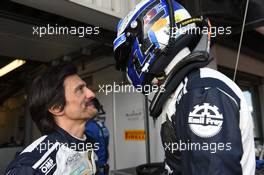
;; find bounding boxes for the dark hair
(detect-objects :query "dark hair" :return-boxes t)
[28,63,77,135]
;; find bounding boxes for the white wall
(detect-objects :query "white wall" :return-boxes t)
[114,91,147,169]
[97,90,149,170]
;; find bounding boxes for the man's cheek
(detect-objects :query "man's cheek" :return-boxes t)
[82,102,88,111]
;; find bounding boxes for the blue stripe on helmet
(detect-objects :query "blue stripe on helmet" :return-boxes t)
[113,33,126,51]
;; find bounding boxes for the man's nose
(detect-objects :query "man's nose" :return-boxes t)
[85,87,95,99]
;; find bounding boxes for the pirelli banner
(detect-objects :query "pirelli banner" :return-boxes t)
[124,130,145,141]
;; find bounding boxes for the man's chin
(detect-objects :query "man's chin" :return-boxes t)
[86,108,98,119]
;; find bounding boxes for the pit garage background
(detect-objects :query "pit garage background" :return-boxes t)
[0,0,263,174]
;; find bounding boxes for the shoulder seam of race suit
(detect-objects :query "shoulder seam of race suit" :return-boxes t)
[183,68,241,108]
[21,135,48,154]
[216,87,238,107]
[199,67,244,100]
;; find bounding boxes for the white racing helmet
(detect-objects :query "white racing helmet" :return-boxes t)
[113,0,212,117]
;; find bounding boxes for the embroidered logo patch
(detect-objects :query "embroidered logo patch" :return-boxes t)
[39,157,55,174]
[188,103,223,138]
[66,153,81,166]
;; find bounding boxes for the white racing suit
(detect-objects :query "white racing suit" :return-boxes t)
[5,126,97,175]
[160,67,255,175]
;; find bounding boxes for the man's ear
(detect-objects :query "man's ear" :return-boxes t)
[48,104,64,116]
